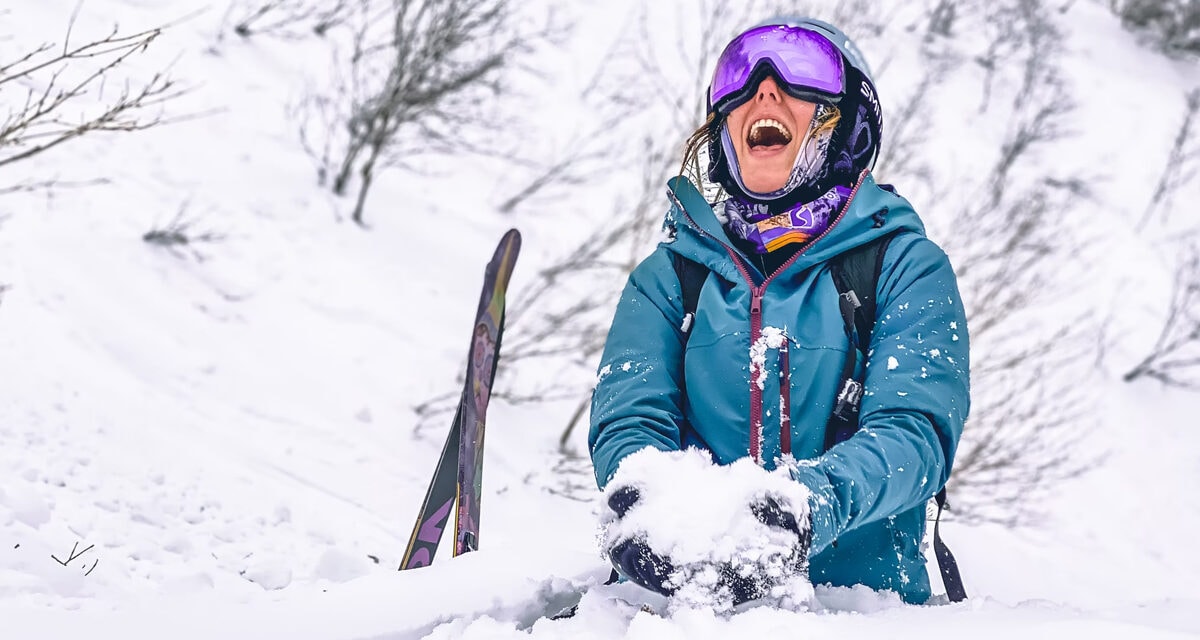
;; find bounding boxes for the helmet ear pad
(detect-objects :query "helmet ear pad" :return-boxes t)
[824,64,881,185]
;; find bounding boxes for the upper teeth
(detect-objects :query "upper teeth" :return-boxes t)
[751,118,791,139]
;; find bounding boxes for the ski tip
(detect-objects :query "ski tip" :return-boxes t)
[503,228,522,253]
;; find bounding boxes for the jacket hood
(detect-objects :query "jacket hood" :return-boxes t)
[664,172,925,281]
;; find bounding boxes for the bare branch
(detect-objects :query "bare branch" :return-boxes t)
[225,0,354,40]
[1124,244,1200,388]
[0,176,109,195]
[0,17,186,169]
[1141,88,1200,226]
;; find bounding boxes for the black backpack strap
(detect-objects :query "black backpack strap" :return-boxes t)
[672,253,707,431]
[824,230,967,603]
[824,232,895,450]
[933,488,967,602]
[672,253,709,337]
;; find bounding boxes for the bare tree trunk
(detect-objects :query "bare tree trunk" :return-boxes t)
[351,139,383,226]
[333,136,366,196]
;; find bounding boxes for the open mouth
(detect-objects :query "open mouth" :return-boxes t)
[747,118,793,149]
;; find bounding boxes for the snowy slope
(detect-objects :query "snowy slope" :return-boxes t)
[1,0,1199,638]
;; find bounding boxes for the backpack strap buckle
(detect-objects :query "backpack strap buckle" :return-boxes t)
[832,378,863,420]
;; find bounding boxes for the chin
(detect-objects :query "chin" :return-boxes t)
[742,174,792,194]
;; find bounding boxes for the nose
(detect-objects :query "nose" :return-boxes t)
[755,76,782,103]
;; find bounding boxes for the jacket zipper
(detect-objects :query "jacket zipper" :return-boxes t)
[670,170,870,465]
[748,285,764,462]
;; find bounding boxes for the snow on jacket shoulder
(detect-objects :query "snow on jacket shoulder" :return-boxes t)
[588,172,970,604]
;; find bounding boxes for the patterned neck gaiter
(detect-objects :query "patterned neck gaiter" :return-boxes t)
[715,184,851,254]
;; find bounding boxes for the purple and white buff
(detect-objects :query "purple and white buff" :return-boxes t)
[717,184,851,254]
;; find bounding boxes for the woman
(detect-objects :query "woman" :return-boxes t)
[588,17,971,606]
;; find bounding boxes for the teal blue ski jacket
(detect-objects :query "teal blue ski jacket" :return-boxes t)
[589,172,970,604]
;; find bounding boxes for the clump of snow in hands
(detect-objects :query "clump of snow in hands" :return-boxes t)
[599,447,814,613]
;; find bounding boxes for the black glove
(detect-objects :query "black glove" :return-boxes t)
[607,485,640,519]
[608,537,678,597]
[604,486,678,597]
[721,496,813,605]
[752,495,811,549]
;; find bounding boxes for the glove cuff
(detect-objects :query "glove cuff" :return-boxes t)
[788,462,842,555]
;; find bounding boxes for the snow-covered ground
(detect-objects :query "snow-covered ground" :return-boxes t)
[1,0,1199,638]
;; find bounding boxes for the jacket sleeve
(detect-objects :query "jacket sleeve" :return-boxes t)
[790,233,971,554]
[589,250,688,488]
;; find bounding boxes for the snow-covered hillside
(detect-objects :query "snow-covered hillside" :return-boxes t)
[1,0,1198,638]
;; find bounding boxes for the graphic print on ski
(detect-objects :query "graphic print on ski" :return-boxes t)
[398,229,521,569]
[455,229,520,555]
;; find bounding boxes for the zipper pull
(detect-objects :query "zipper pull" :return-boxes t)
[750,288,763,316]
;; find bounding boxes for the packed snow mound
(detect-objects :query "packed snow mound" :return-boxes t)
[599,447,814,612]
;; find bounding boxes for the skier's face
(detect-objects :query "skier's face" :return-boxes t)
[725,75,817,194]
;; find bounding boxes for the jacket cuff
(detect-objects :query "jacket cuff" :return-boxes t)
[789,463,842,555]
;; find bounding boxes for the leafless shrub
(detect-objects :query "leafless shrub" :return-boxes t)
[1110,0,1200,55]
[143,201,225,259]
[299,0,544,225]
[1141,88,1199,225]
[229,0,353,39]
[1124,245,1200,387]
[933,0,1099,525]
[1120,88,1200,388]
[0,11,185,186]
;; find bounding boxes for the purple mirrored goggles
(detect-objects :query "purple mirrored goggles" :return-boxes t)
[709,24,845,115]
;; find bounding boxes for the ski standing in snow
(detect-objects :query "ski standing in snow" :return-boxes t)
[589,16,971,611]
[400,229,521,569]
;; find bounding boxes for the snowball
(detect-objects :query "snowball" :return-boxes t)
[887,356,899,371]
[599,448,815,612]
